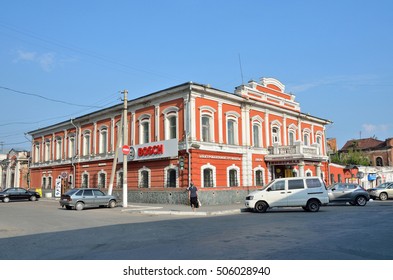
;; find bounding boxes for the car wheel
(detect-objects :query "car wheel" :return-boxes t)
[306,200,320,212]
[356,196,367,206]
[254,201,268,213]
[30,196,37,201]
[108,200,116,208]
[75,202,84,211]
[302,206,310,212]
[3,197,10,203]
[379,193,388,201]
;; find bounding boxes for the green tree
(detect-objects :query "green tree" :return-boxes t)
[330,148,370,166]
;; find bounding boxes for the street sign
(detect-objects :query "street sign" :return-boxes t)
[122,145,130,155]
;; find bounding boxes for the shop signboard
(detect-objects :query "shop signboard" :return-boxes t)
[118,139,178,162]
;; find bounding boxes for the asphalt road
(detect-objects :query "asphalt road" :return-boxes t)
[1,198,392,260]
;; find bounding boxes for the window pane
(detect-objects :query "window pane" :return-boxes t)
[203,168,213,188]
[202,116,210,142]
[227,120,235,145]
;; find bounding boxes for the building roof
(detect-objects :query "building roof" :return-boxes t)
[340,137,385,152]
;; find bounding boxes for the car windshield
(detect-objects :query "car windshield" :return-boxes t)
[260,180,276,190]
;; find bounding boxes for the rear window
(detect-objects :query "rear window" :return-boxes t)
[306,178,322,188]
[288,179,305,190]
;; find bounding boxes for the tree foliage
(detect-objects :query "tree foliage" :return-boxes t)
[330,149,371,166]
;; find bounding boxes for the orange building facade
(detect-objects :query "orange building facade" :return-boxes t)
[28,78,331,204]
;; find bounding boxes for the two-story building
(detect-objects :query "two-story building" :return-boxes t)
[28,77,331,204]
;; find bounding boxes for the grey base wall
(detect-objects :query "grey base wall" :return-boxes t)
[112,188,257,206]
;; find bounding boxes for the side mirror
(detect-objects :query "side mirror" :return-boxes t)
[331,188,336,191]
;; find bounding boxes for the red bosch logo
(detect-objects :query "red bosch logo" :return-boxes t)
[138,144,164,157]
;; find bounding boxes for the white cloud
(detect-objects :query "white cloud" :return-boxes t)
[288,75,379,93]
[362,123,391,134]
[14,50,56,72]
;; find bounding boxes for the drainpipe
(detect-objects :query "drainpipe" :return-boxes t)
[185,82,193,188]
[70,119,78,189]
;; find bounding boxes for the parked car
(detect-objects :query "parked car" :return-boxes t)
[59,188,117,210]
[0,187,41,203]
[367,182,393,200]
[245,176,329,213]
[327,183,370,206]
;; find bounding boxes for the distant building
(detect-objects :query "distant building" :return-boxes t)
[340,137,393,167]
[28,78,331,204]
[328,137,393,188]
[0,149,30,189]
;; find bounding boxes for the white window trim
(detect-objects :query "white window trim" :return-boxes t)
[200,112,215,142]
[81,171,89,188]
[226,112,240,145]
[163,108,179,140]
[253,166,265,186]
[201,163,216,188]
[164,164,179,188]
[82,130,91,156]
[138,114,151,144]
[138,166,151,188]
[99,126,108,154]
[97,169,107,188]
[227,164,240,187]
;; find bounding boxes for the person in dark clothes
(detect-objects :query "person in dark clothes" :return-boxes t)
[187,182,199,211]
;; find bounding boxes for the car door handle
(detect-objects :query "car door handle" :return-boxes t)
[287,191,292,194]
[280,192,286,194]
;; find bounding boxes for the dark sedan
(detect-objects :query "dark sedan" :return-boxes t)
[0,187,41,203]
[328,183,370,206]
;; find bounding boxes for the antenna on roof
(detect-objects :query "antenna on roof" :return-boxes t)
[238,53,244,85]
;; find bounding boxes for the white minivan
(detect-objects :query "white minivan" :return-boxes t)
[245,177,329,213]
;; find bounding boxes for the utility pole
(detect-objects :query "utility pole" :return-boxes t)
[122,90,128,207]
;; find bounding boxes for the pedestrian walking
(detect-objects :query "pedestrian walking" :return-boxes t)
[187,182,199,212]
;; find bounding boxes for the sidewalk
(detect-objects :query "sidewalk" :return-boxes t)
[120,202,248,216]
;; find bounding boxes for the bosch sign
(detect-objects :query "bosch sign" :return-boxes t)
[138,144,164,157]
[118,139,178,162]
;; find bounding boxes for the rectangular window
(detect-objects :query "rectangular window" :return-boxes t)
[203,168,214,188]
[306,178,322,188]
[202,116,211,142]
[229,169,238,187]
[227,120,235,145]
[288,179,305,190]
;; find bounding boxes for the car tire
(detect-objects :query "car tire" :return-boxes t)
[108,200,116,208]
[302,206,310,212]
[3,197,10,203]
[75,202,84,211]
[254,201,268,213]
[306,199,320,212]
[379,193,388,201]
[30,196,37,201]
[356,196,367,206]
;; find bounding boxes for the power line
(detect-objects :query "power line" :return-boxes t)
[0,86,104,108]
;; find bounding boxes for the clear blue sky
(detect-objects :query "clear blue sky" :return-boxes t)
[1,0,393,152]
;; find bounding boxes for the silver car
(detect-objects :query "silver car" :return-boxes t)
[367,182,393,201]
[328,183,370,206]
[60,188,117,210]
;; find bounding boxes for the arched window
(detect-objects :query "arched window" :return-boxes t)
[167,169,177,188]
[288,130,295,145]
[163,107,179,140]
[82,172,89,188]
[55,137,62,160]
[42,176,47,189]
[117,170,123,188]
[226,112,239,145]
[271,126,280,144]
[303,131,310,146]
[139,167,150,188]
[83,131,91,156]
[139,115,151,144]
[99,127,108,154]
[68,135,75,158]
[227,165,240,187]
[254,168,265,186]
[98,171,106,188]
[201,115,213,142]
[44,140,50,161]
[202,164,216,188]
[34,142,40,163]
[376,157,383,166]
